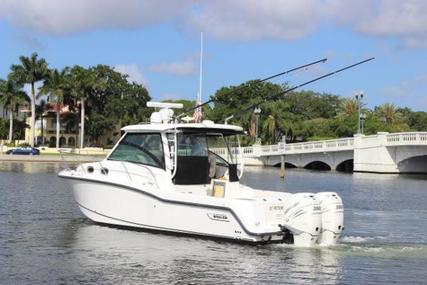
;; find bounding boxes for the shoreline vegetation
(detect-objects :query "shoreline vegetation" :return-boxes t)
[1,52,427,150]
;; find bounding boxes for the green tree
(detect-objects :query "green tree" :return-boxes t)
[375,103,398,124]
[9,52,48,147]
[303,118,335,141]
[40,68,68,148]
[0,79,28,142]
[406,111,427,131]
[35,99,48,145]
[208,80,282,127]
[86,113,114,146]
[262,114,278,144]
[65,64,150,147]
[341,99,358,115]
[0,118,7,139]
[278,91,340,120]
[89,65,149,144]
[68,66,101,148]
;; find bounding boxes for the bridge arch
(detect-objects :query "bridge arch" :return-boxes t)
[397,155,427,173]
[304,161,331,171]
[273,162,297,168]
[336,159,354,173]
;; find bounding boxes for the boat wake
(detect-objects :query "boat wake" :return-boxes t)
[339,235,387,243]
[272,234,427,260]
[329,235,427,259]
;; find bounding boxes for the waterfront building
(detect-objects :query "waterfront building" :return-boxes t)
[23,103,121,148]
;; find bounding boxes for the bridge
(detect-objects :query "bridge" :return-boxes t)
[218,132,427,173]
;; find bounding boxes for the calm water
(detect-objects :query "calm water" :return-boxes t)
[1,162,427,284]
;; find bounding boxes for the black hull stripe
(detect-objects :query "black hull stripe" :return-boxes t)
[59,174,283,238]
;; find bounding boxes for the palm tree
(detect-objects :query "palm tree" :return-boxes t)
[263,114,278,144]
[341,99,358,115]
[40,68,67,149]
[69,66,102,148]
[248,113,256,142]
[35,99,48,145]
[377,103,397,124]
[0,79,28,143]
[9,52,48,147]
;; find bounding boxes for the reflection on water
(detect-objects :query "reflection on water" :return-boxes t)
[0,161,64,174]
[1,162,427,284]
[61,222,343,284]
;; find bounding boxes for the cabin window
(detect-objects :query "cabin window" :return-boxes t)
[108,133,165,169]
[173,133,209,185]
[177,134,208,157]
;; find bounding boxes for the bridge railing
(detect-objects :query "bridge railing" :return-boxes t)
[233,137,355,157]
[212,132,427,160]
[386,132,427,146]
[282,138,354,155]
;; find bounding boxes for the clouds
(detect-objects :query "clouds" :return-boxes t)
[149,59,195,76]
[325,0,427,48]
[189,0,427,46]
[189,0,320,41]
[1,0,427,48]
[377,72,427,110]
[0,0,192,36]
[114,64,147,85]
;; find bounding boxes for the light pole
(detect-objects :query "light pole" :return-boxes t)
[360,113,366,134]
[254,107,261,143]
[355,91,364,134]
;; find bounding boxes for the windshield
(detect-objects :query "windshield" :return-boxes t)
[207,134,239,164]
[108,133,165,169]
[175,133,236,163]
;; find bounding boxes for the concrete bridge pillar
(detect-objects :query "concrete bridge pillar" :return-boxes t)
[354,132,399,173]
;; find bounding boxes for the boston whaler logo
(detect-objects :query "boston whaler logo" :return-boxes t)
[207,213,230,222]
[269,205,284,211]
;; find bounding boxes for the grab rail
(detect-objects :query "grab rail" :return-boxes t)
[58,149,159,190]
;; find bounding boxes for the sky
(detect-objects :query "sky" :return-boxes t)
[1,0,427,111]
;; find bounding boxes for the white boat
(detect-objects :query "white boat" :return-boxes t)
[58,102,344,246]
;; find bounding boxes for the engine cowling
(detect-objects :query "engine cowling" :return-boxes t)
[315,192,344,246]
[280,193,322,247]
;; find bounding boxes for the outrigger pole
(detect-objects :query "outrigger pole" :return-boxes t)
[176,57,328,119]
[226,57,375,122]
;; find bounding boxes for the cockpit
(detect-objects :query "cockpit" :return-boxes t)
[172,131,241,185]
[107,126,243,187]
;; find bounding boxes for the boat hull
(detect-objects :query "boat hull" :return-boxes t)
[65,177,283,243]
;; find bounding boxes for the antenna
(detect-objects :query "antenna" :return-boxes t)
[199,32,203,104]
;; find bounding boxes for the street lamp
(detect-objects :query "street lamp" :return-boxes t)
[355,91,364,134]
[360,113,366,134]
[254,107,261,143]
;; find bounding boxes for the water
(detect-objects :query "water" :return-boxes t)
[1,162,427,284]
